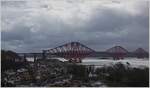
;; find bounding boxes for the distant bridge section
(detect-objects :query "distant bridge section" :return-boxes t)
[106,46,128,60]
[18,53,42,61]
[133,48,149,58]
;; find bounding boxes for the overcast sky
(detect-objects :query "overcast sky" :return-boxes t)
[1,0,149,53]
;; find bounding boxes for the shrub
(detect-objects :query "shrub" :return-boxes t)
[67,64,89,81]
[95,62,149,87]
[1,50,26,71]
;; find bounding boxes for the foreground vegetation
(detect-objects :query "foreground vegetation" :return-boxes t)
[1,50,149,87]
[67,62,149,87]
[1,50,27,71]
[95,62,149,87]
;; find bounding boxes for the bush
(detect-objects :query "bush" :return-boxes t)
[67,64,89,81]
[95,62,149,87]
[1,50,26,71]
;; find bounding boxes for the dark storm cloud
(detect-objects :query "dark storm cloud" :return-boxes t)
[1,0,149,52]
[81,5,149,51]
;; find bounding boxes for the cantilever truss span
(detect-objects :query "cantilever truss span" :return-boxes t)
[106,46,128,60]
[133,48,148,58]
[43,42,95,63]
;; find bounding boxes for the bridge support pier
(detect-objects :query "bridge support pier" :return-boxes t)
[69,58,82,63]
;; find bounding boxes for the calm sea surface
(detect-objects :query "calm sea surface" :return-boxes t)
[26,57,149,67]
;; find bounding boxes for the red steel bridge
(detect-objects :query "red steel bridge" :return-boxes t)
[18,42,148,63]
[106,46,128,60]
[43,42,95,63]
[133,48,148,58]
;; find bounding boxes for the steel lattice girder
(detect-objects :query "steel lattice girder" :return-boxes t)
[44,42,95,62]
[134,48,147,54]
[134,48,148,58]
[106,46,128,59]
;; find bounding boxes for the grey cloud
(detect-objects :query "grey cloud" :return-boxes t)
[1,0,149,52]
[1,1,27,8]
